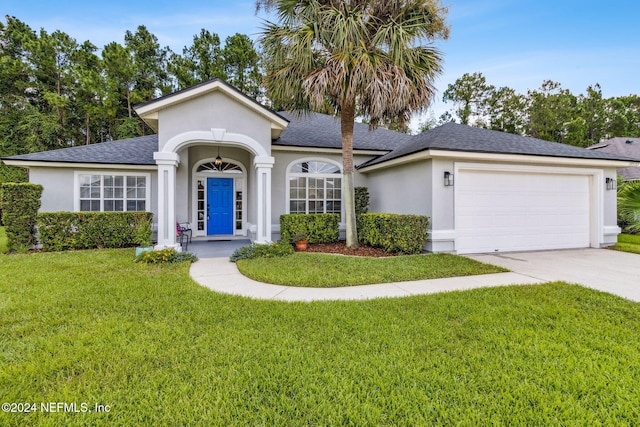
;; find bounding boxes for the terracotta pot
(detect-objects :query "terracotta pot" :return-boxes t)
[295,240,308,251]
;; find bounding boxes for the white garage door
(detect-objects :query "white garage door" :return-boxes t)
[456,169,591,254]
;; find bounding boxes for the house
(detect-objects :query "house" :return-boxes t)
[587,137,640,181]
[3,79,638,254]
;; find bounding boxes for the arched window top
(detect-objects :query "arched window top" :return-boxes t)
[290,160,340,174]
[197,161,243,174]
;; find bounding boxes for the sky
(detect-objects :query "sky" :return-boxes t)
[4,0,640,123]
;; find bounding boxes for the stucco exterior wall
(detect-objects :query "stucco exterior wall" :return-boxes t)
[365,160,432,216]
[29,168,75,212]
[157,91,272,155]
[28,167,158,225]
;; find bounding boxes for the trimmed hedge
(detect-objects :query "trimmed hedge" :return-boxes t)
[37,212,153,251]
[355,187,370,214]
[357,213,429,254]
[280,214,340,244]
[0,183,43,253]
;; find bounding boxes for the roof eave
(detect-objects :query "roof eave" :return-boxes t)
[1,159,157,170]
[358,149,639,173]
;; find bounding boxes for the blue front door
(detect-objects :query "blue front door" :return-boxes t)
[207,178,234,235]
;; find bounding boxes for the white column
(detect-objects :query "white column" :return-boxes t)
[254,156,275,244]
[154,152,181,250]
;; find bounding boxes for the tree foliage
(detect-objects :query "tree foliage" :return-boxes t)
[0,15,262,177]
[441,72,640,146]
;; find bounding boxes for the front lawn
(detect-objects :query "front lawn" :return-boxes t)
[1,249,639,426]
[609,233,640,254]
[236,252,507,287]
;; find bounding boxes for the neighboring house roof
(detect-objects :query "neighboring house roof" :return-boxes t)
[587,137,640,180]
[274,111,412,152]
[2,135,158,166]
[359,122,639,169]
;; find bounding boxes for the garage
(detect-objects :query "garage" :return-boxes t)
[455,166,592,254]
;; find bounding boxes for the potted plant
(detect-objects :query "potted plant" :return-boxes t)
[293,232,308,251]
[134,219,154,256]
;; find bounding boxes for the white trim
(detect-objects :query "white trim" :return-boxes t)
[358,149,638,173]
[191,157,248,237]
[428,229,456,241]
[163,130,269,158]
[2,160,157,170]
[453,162,604,252]
[285,157,344,217]
[272,145,388,156]
[73,171,151,213]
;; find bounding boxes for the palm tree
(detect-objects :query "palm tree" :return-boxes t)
[259,0,448,247]
[618,180,640,233]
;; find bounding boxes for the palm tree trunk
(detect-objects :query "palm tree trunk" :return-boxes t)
[341,100,358,248]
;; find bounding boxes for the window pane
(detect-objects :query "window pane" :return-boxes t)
[114,188,124,198]
[127,176,135,188]
[114,176,123,186]
[90,187,100,198]
[127,200,136,211]
[80,200,90,211]
[90,200,100,211]
[104,176,113,186]
[137,201,145,211]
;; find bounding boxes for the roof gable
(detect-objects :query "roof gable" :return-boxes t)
[134,79,289,139]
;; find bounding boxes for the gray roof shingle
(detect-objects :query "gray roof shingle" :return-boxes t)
[588,137,640,180]
[358,122,639,168]
[274,111,412,151]
[2,135,158,165]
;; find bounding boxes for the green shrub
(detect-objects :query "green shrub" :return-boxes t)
[37,212,153,251]
[355,187,370,214]
[280,214,340,244]
[0,183,43,253]
[230,242,294,262]
[134,248,198,264]
[357,213,429,254]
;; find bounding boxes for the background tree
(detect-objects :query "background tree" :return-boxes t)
[442,72,494,125]
[168,29,226,90]
[222,33,262,99]
[259,0,448,247]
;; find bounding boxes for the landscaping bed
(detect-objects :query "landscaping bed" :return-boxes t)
[305,241,397,257]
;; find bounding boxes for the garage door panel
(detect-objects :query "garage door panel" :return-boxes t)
[456,170,591,254]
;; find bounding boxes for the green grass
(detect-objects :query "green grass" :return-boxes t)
[609,233,640,254]
[0,227,6,253]
[236,252,508,287]
[1,249,640,426]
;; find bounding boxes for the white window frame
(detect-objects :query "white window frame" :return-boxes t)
[285,158,343,216]
[73,171,151,212]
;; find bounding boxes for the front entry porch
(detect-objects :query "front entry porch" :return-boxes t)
[153,128,275,250]
[186,238,251,258]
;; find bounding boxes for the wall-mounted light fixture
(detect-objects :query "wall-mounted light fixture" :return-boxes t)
[444,171,454,187]
[605,177,617,191]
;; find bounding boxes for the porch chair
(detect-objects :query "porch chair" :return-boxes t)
[176,222,192,250]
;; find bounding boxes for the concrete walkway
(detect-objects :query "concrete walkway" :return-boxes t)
[189,248,640,302]
[189,257,543,302]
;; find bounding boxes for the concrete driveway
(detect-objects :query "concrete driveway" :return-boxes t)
[467,248,640,302]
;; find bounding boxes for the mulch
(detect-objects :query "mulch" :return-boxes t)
[304,241,397,257]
